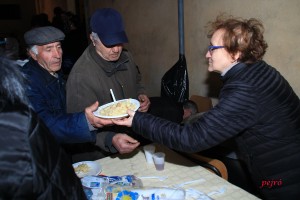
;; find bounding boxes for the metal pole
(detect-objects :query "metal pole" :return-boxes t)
[178,0,184,56]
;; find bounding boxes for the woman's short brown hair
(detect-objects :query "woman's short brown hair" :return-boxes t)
[207,15,268,63]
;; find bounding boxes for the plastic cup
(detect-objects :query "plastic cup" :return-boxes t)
[152,152,165,171]
[143,144,156,164]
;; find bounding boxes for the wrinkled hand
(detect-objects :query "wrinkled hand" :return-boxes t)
[112,110,135,127]
[112,133,140,154]
[138,94,150,112]
[85,101,113,128]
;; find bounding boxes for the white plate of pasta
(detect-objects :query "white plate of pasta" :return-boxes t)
[93,98,140,119]
[72,161,102,178]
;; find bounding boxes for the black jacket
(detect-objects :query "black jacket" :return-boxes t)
[132,61,300,199]
[0,102,86,199]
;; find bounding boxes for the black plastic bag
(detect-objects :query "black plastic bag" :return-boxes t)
[161,54,189,103]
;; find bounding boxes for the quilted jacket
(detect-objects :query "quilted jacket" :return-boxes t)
[132,61,300,199]
[0,102,86,199]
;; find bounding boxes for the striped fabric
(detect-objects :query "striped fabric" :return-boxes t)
[133,61,300,199]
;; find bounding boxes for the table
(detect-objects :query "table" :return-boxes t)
[95,144,260,200]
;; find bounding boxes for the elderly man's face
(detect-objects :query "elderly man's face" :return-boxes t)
[91,35,123,61]
[30,42,63,75]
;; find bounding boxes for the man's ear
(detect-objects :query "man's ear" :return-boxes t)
[89,34,95,46]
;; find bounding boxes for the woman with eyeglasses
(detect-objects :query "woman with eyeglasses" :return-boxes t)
[113,15,300,199]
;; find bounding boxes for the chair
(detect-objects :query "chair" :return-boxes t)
[189,95,213,113]
[183,95,228,179]
[183,152,228,180]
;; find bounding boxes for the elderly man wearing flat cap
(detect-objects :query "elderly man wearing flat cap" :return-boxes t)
[66,8,151,159]
[21,26,140,160]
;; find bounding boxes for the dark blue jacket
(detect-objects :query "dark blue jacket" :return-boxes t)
[21,58,95,143]
[132,61,300,199]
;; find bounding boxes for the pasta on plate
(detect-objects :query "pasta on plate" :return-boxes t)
[93,99,140,118]
[100,99,136,116]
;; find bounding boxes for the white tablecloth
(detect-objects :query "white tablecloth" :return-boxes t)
[95,144,260,200]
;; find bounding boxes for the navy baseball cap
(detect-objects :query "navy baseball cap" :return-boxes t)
[90,8,128,46]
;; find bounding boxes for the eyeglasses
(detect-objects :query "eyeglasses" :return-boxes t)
[208,45,225,54]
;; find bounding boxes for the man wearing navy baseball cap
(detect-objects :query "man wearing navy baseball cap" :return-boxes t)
[90,8,128,46]
[66,8,151,160]
[21,25,138,161]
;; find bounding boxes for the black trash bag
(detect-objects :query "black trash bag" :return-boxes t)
[161,54,189,103]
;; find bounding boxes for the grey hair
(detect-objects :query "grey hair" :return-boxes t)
[29,45,38,55]
[91,32,100,42]
[183,100,198,115]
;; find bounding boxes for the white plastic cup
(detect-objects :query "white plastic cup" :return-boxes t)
[152,152,165,171]
[143,145,156,164]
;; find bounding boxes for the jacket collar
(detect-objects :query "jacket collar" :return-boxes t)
[27,58,63,85]
[89,44,129,77]
[221,62,248,82]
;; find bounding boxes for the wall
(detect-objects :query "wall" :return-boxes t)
[0,0,72,57]
[0,0,36,57]
[1,0,299,99]
[85,0,300,99]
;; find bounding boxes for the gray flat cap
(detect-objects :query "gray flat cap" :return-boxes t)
[24,26,65,46]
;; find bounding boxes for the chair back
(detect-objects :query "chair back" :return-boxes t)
[190,95,213,113]
[185,153,228,180]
